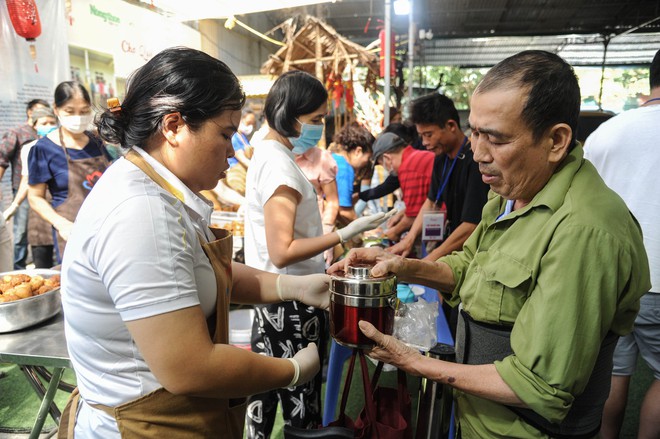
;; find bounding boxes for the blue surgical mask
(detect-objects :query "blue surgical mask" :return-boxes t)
[36,125,57,138]
[288,119,323,154]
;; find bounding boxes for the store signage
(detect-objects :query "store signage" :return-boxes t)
[69,0,200,78]
[89,4,119,25]
[121,40,153,62]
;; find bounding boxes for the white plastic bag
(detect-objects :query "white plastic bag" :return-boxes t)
[393,297,438,352]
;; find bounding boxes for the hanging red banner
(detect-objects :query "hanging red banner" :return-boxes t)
[379,29,396,78]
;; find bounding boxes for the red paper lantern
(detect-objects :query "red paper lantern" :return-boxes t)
[6,0,42,72]
[6,0,42,41]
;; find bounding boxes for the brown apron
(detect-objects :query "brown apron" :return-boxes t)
[58,150,246,438]
[28,191,54,246]
[53,137,110,261]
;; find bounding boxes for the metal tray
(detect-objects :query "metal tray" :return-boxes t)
[0,269,61,333]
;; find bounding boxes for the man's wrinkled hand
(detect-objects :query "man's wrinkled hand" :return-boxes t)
[358,320,421,372]
[386,235,414,257]
[327,247,404,278]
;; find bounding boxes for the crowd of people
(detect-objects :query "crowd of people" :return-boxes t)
[0,45,657,439]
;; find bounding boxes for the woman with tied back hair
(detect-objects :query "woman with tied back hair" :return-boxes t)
[27,81,112,263]
[59,47,329,439]
[331,123,375,224]
[244,71,395,435]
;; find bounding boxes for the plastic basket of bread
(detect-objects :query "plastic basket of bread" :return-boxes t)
[0,269,61,333]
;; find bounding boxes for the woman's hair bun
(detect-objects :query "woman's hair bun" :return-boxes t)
[95,47,244,150]
[96,104,128,146]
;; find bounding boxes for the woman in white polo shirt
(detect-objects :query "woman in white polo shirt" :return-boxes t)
[244,71,394,435]
[59,47,330,439]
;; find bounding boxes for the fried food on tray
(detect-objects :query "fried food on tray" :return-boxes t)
[0,273,60,303]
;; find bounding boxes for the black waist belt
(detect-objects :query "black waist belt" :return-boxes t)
[455,308,618,438]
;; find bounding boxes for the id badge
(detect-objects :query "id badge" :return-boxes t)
[422,211,445,241]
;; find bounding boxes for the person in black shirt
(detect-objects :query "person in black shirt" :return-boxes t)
[388,93,489,261]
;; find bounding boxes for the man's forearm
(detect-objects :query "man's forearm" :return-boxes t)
[359,174,400,201]
[413,357,525,407]
[397,257,456,293]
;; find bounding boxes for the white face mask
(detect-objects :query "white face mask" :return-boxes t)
[238,123,254,136]
[383,155,397,177]
[58,114,93,134]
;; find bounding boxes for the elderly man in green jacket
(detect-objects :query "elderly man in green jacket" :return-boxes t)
[329,50,650,438]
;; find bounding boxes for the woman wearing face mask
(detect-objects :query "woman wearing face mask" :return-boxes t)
[27,81,111,262]
[3,107,58,267]
[244,71,395,435]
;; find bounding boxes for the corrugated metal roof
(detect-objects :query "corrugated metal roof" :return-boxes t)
[263,0,660,66]
[315,0,660,41]
[419,32,660,66]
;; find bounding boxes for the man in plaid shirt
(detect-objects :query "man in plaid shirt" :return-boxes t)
[371,132,435,242]
[0,98,50,268]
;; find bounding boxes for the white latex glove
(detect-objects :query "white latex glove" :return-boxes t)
[2,203,18,222]
[277,273,330,310]
[336,209,399,243]
[285,342,320,388]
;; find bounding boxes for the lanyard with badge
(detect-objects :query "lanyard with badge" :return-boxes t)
[422,137,467,241]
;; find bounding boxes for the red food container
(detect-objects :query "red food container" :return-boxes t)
[330,264,397,348]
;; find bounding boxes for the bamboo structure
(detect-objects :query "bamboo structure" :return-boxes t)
[261,16,380,135]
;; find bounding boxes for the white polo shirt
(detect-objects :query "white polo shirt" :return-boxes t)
[244,139,324,275]
[61,146,217,438]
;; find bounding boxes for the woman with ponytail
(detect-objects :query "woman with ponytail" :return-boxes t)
[59,47,328,438]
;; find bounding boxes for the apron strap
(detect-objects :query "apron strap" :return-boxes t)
[125,150,185,202]
[88,402,115,417]
[58,128,72,161]
[57,387,80,439]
